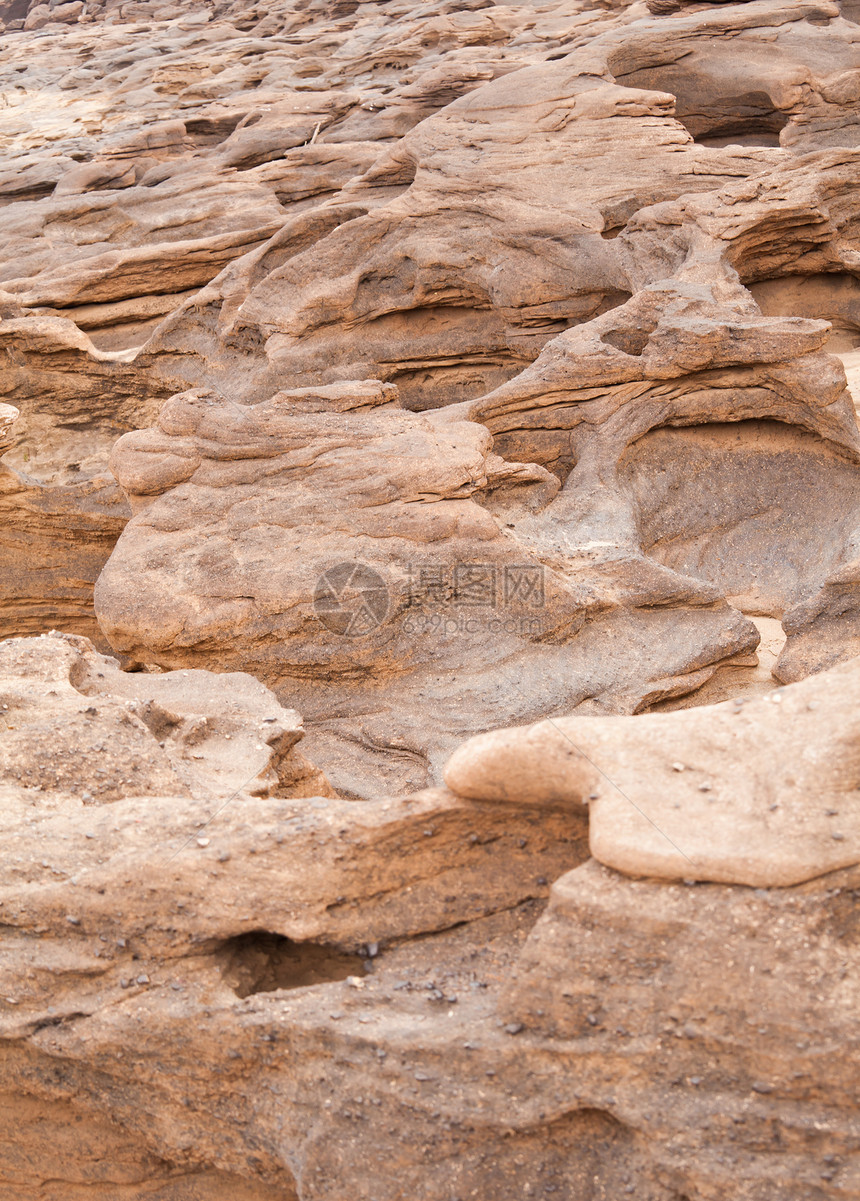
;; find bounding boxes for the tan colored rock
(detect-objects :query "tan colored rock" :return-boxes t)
[23,2,49,27]
[93,379,758,793]
[445,653,860,887]
[3,0,860,1193]
[0,629,590,1199]
[0,631,333,802]
[497,856,860,1198]
[2,0,860,695]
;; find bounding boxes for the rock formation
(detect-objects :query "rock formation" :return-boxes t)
[2,0,860,1195]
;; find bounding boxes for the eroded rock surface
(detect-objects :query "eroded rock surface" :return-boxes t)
[498,858,860,1199]
[3,637,860,1200]
[445,653,860,886]
[3,0,860,1196]
[59,0,860,778]
[94,377,760,794]
[0,631,333,801]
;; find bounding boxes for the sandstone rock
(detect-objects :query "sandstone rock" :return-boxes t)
[0,631,333,802]
[445,654,860,887]
[497,857,860,1199]
[2,0,859,699]
[50,0,83,20]
[0,626,590,1196]
[23,2,49,27]
[3,0,860,1195]
[94,379,759,794]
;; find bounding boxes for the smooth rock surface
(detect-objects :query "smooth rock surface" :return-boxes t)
[445,654,860,886]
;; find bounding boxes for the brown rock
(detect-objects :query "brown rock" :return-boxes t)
[498,857,860,1199]
[445,654,860,887]
[0,631,333,802]
[3,0,860,1194]
[94,379,759,793]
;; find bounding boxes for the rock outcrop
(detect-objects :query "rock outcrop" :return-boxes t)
[3,0,860,1196]
[0,630,333,800]
[93,377,759,794]
[2,638,859,1200]
[445,653,860,887]
[52,0,860,787]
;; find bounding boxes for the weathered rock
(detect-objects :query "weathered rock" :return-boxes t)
[78,0,860,727]
[3,0,860,1195]
[4,0,860,692]
[498,857,860,1199]
[0,631,590,1200]
[0,631,333,802]
[445,654,860,887]
[94,379,759,793]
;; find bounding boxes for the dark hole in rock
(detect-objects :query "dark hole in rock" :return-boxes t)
[394,359,526,410]
[218,930,367,997]
[680,91,789,147]
[694,126,785,148]
[184,115,247,145]
[613,50,790,147]
[601,326,651,356]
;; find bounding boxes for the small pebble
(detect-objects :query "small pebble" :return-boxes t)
[65,914,80,926]
[671,762,685,773]
[347,976,365,989]
[196,837,210,848]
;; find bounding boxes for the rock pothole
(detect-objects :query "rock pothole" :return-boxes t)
[217,931,369,998]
